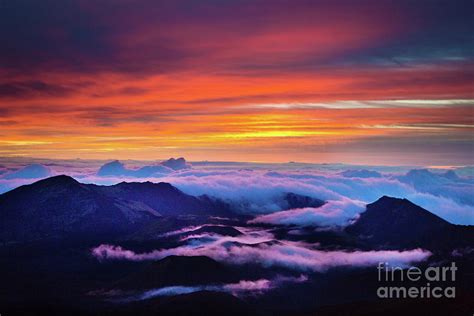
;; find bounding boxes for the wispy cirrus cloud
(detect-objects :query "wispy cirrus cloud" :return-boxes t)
[0,1,472,162]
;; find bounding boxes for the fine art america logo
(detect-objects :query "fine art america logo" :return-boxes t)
[377,262,457,299]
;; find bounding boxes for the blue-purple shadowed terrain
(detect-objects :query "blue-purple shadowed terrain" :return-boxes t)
[1,158,473,315]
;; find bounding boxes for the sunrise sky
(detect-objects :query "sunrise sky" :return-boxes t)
[0,0,473,165]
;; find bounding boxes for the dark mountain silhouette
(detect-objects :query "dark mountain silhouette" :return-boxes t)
[1,186,473,315]
[116,255,235,290]
[346,196,474,250]
[95,181,229,217]
[0,176,232,242]
[0,175,135,242]
[0,176,327,243]
[282,192,325,209]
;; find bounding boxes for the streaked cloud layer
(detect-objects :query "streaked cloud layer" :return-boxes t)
[0,0,472,164]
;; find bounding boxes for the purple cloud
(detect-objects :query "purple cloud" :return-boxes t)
[1,158,472,225]
[92,226,431,272]
[106,273,310,302]
[249,199,365,227]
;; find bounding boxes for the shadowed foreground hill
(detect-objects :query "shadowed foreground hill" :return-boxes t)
[346,196,474,250]
[0,175,328,243]
[0,175,232,242]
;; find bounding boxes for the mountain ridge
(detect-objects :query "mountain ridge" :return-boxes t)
[346,195,474,250]
[0,175,230,242]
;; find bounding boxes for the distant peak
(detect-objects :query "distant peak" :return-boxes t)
[97,160,131,177]
[371,195,410,206]
[443,170,459,180]
[377,195,402,201]
[36,175,79,185]
[100,160,123,167]
[4,163,52,179]
[161,157,191,170]
[405,169,433,177]
[366,195,449,225]
[367,196,418,212]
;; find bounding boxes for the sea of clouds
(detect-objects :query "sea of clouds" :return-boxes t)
[0,157,473,225]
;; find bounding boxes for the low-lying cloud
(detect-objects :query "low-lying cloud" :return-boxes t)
[93,243,430,272]
[249,199,365,227]
[126,275,308,301]
[92,227,431,272]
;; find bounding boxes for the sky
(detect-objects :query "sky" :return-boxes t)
[0,0,473,165]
